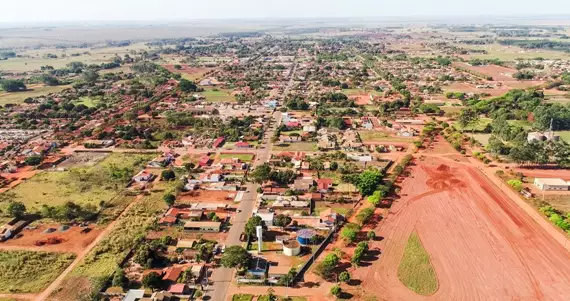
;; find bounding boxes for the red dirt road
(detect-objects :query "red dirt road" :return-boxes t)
[361,159,570,301]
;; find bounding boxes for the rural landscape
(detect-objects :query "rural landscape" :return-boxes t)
[2,7,570,301]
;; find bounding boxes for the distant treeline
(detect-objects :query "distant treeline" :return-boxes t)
[499,39,570,52]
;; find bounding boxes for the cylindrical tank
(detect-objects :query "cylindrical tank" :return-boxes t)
[283,239,301,256]
[296,228,316,245]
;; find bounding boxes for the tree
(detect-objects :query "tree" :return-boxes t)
[82,70,100,83]
[244,215,265,237]
[341,224,359,244]
[184,162,195,171]
[356,207,375,225]
[7,201,26,218]
[221,246,250,268]
[274,214,292,228]
[458,108,479,136]
[142,272,162,291]
[179,79,198,92]
[339,271,351,283]
[161,169,176,181]
[330,161,338,171]
[163,193,175,207]
[112,268,128,288]
[24,156,42,166]
[0,79,26,92]
[315,253,339,279]
[357,170,383,196]
[330,285,342,297]
[250,163,272,184]
[367,190,383,206]
[367,230,376,240]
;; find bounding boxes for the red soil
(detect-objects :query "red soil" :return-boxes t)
[0,224,102,253]
[360,159,570,301]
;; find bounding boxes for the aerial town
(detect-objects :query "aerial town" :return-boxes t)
[1,16,570,301]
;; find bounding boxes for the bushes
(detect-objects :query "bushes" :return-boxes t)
[540,205,570,232]
[351,241,369,266]
[356,207,375,225]
[507,179,523,191]
[341,223,360,244]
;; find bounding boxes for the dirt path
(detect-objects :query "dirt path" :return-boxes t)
[33,195,144,301]
[358,150,570,301]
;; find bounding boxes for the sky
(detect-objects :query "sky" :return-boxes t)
[1,0,569,23]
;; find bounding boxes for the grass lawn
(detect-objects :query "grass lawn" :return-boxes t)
[0,85,72,105]
[336,183,358,193]
[342,88,382,96]
[357,130,412,143]
[199,88,235,102]
[452,117,491,132]
[232,294,254,301]
[0,250,75,293]
[507,119,533,129]
[218,153,255,162]
[319,171,342,184]
[273,142,317,152]
[557,131,570,143]
[72,96,100,108]
[397,232,438,296]
[472,133,492,147]
[3,153,152,213]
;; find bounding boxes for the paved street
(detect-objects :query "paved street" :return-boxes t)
[205,110,282,301]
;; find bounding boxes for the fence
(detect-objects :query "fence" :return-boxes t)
[292,224,338,284]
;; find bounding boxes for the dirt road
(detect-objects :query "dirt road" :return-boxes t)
[33,195,143,301]
[360,156,570,301]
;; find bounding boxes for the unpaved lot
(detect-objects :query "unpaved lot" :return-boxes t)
[360,157,570,301]
[0,224,102,254]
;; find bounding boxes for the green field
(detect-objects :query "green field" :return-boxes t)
[507,119,533,129]
[0,85,72,105]
[357,130,413,143]
[453,117,492,132]
[3,153,152,213]
[397,232,438,296]
[463,44,570,61]
[0,250,75,293]
[199,88,235,102]
[0,43,150,72]
[218,153,255,161]
[558,131,570,143]
[72,96,100,108]
[50,182,174,300]
[273,142,317,151]
[342,89,382,96]
[232,295,254,301]
[472,133,492,146]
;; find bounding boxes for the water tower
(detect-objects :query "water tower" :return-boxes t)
[256,225,263,252]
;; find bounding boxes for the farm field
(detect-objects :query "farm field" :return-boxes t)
[161,65,213,81]
[0,250,75,293]
[441,82,509,97]
[462,44,570,60]
[2,153,152,214]
[361,153,570,300]
[0,43,150,72]
[471,133,491,146]
[0,85,72,105]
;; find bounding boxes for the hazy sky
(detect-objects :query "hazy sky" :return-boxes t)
[1,0,569,23]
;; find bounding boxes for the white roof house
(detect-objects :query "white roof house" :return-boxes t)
[534,178,570,191]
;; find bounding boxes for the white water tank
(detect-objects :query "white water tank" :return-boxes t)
[282,239,301,256]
